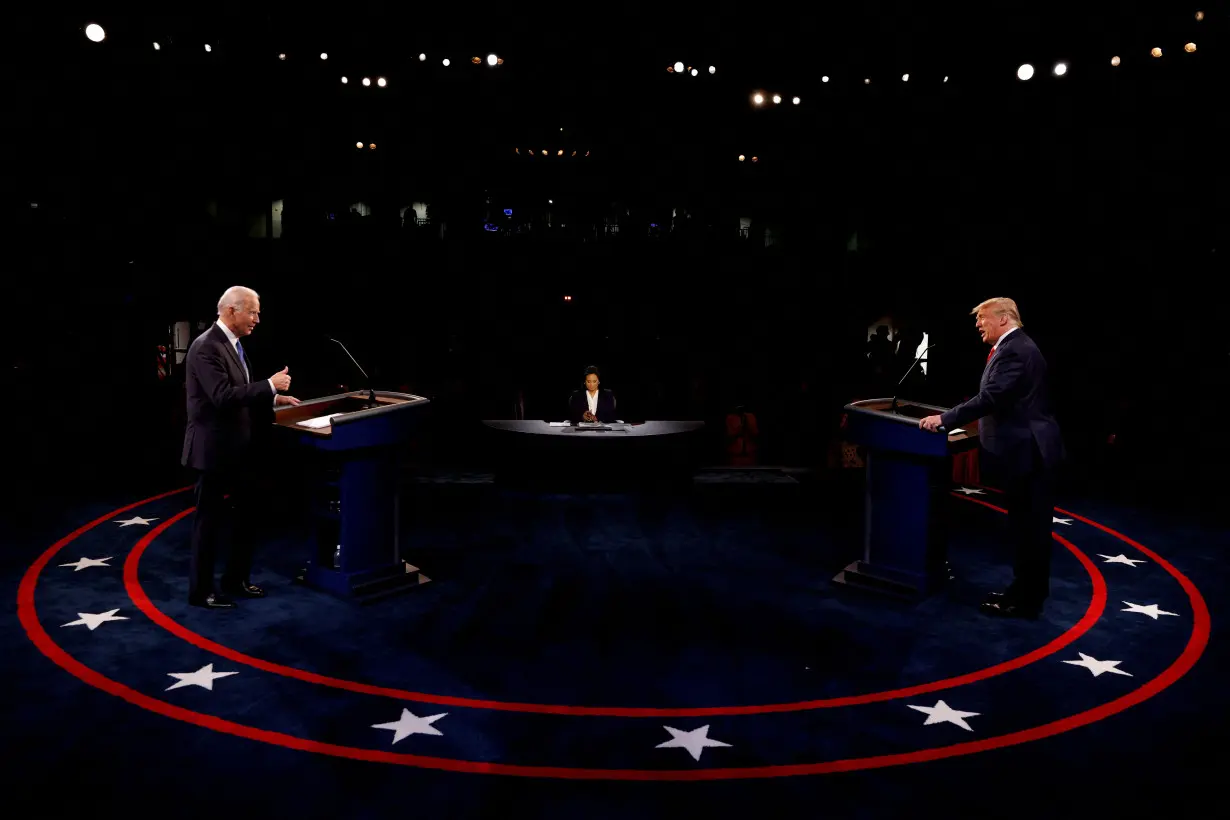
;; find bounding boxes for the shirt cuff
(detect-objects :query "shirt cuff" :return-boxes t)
[269,378,276,404]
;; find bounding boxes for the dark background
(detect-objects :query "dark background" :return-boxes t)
[8,2,1229,501]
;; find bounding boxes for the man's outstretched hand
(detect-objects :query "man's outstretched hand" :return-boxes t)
[919,414,944,432]
[275,395,301,407]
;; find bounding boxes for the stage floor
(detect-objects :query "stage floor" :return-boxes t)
[4,469,1222,817]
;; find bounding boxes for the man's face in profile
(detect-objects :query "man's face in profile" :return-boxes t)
[975,310,1003,345]
[585,374,599,392]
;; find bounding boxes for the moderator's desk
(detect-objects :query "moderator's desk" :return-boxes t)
[481,420,706,487]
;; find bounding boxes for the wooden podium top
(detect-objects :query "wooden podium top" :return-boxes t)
[272,391,429,438]
[845,398,979,445]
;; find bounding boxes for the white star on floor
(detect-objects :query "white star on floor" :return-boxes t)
[1121,601,1179,620]
[58,556,112,572]
[166,663,239,691]
[115,516,159,527]
[1097,553,1147,567]
[656,725,732,761]
[907,699,980,731]
[953,487,986,495]
[1062,652,1133,677]
[61,609,128,631]
[1052,517,1072,525]
[371,708,447,744]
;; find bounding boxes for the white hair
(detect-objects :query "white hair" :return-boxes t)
[217,285,259,316]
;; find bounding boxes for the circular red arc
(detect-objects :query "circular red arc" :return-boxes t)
[17,489,1209,780]
[119,498,1104,716]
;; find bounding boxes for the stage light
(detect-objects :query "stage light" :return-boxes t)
[902,73,909,82]
[690,68,698,76]
[153,42,160,51]
[515,148,519,154]
[1196,11,1204,21]
[666,65,675,73]
[496,58,504,65]
[709,65,716,74]
[1017,63,1034,80]
[557,149,563,156]
[1185,42,1197,53]
[1111,56,1121,66]
[356,142,363,149]
[320,52,328,60]
[341,76,348,84]
[549,199,553,204]
[571,151,577,157]
[542,149,547,155]
[279,53,286,60]
[377,77,387,87]
[772,94,782,103]
[738,154,745,161]
[1053,62,1068,76]
[751,156,759,163]
[674,61,685,73]
[944,76,949,82]
[864,78,870,84]
[792,96,800,105]
[564,295,572,301]
[84,23,105,43]
[370,143,376,150]
[204,44,212,53]
[1152,47,1163,58]
[472,56,481,64]
[585,151,589,156]
[487,53,498,66]
[822,75,830,83]
[362,77,371,86]
[419,53,426,61]
[753,93,764,105]
[442,58,450,66]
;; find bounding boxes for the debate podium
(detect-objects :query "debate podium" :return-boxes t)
[833,398,979,599]
[273,390,431,602]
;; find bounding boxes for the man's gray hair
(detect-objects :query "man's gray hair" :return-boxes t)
[217,285,259,315]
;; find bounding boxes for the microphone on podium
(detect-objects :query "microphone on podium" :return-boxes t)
[327,337,377,408]
[890,343,936,415]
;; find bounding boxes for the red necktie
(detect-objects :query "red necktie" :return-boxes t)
[986,347,996,364]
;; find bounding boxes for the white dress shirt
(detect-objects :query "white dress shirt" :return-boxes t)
[992,325,1019,354]
[586,389,598,416]
[216,320,276,401]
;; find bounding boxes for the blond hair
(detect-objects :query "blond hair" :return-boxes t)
[971,297,1023,329]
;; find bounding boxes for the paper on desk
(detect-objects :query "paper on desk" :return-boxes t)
[297,413,346,429]
[947,427,966,435]
[549,421,571,426]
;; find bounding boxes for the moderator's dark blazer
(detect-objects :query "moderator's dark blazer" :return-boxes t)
[568,389,618,423]
[181,324,274,471]
[940,329,1064,474]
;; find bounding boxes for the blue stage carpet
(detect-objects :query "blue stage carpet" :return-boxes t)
[4,472,1224,818]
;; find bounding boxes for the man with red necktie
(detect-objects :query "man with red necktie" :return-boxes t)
[919,298,1064,618]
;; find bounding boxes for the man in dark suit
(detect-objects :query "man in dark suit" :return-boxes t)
[568,366,618,423]
[182,286,300,609]
[920,297,1064,619]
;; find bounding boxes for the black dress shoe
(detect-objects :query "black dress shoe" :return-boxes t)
[189,593,236,609]
[980,599,1041,619]
[221,581,266,598]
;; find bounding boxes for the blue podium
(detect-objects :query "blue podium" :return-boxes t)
[834,398,979,599]
[273,390,431,602]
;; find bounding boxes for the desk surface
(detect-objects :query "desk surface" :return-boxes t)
[483,420,705,438]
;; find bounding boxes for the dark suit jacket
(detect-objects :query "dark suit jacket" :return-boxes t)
[568,389,617,423]
[940,329,1064,474]
[181,324,274,471]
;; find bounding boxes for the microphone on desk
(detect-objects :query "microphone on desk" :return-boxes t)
[327,337,377,408]
[890,343,937,414]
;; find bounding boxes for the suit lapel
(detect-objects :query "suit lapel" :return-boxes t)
[211,325,247,383]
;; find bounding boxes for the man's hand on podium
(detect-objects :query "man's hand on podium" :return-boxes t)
[919,414,944,432]
[275,395,301,407]
[270,366,292,392]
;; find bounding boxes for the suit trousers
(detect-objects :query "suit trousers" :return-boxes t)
[997,441,1055,605]
[189,466,259,600]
